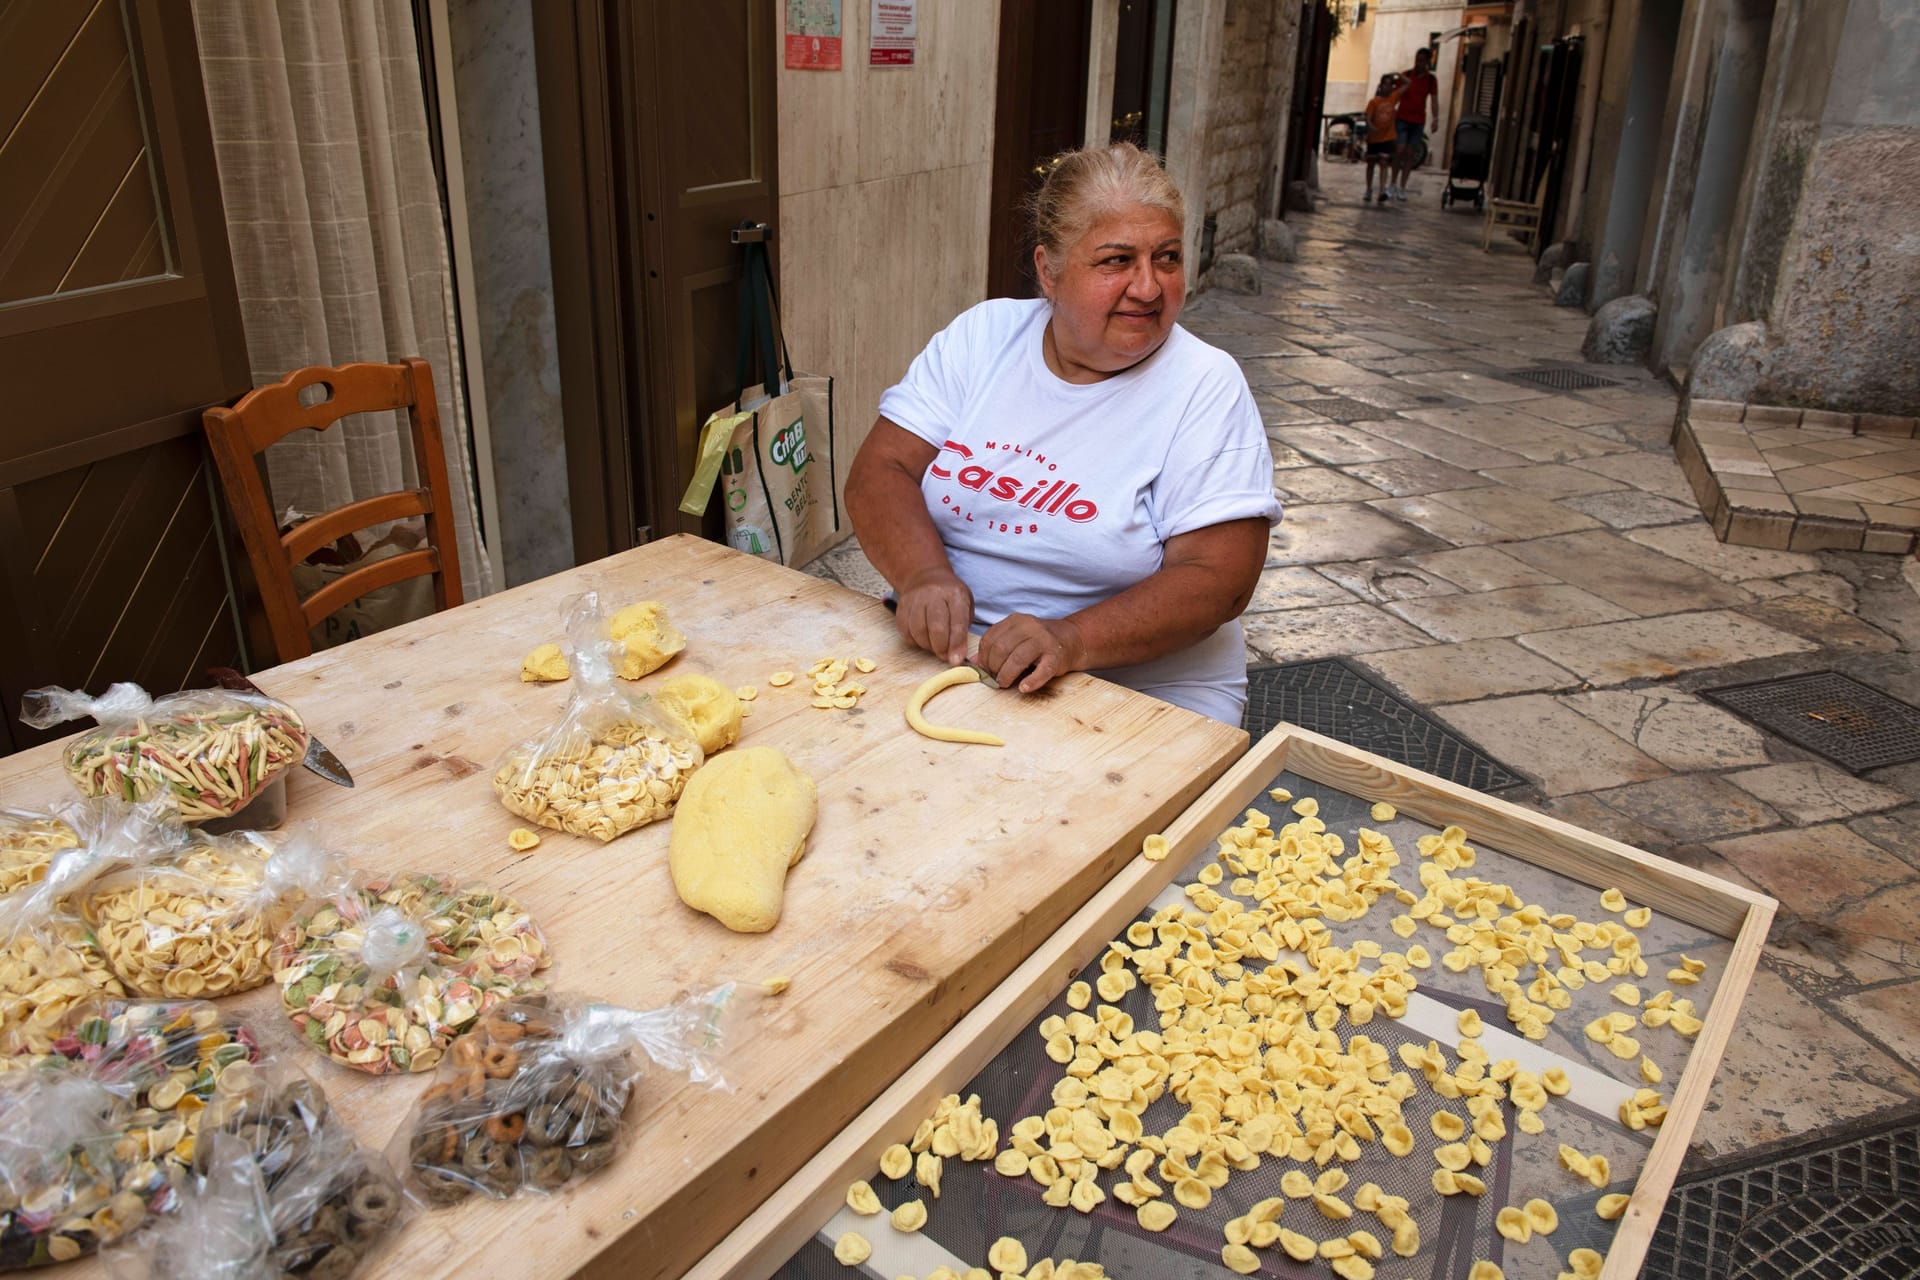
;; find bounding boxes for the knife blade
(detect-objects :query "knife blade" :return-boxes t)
[206,667,355,788]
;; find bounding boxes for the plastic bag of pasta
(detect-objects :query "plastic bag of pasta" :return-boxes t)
[0,802,184,1064]
[20,683,309,824]
[396,986,734,1206]
[107,1121,404,1280]
[273,873,551,1075]
[77,825,350,1001]
[0,809,80,901]
[0,1066,166,1269]
[492,596,703,842]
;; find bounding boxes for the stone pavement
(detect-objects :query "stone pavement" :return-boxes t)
[809,162,1920,1169]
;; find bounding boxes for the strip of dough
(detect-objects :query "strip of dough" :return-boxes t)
[905,667,1005,747]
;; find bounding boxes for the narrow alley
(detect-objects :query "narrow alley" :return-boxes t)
[814,161,1920,1180]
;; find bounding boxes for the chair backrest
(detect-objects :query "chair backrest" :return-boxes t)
[202,358,465,663]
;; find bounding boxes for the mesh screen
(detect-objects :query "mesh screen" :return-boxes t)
[776,767,1733,1280]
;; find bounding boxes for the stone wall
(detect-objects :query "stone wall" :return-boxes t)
[1203,0,1279,257]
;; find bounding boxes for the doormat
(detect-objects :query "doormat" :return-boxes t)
[1242,659,1525,792]
[1698,671,1920,773]
[1642,1107,1920,1279]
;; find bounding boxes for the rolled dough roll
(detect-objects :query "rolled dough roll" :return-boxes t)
[669,747,816,932]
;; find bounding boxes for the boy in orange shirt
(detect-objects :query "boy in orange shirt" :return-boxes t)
[1363,74,1402,205]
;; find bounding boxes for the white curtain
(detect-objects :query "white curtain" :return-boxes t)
[191,0,495,597]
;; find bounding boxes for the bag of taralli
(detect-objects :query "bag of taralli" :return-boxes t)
[492,601,703,842]
[394,986,736,1206]
[272,872,551,1075]
[107,1119,405,1280]
[0,801,184,1063]
[76,824,350,1001]
[20,684,309,824]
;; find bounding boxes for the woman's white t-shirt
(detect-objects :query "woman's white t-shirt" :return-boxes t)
[877,297,1282,722]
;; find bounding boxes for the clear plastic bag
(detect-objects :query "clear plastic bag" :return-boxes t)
[78,825,350,1000]
[20,684,310,823]
[0,802,185,1064]
[492,594,703,842]
[105,1083,404,1280]
[0,809,80,901]
[273,873,552,1075]
[395,986,735,1205]
[0,1065,164,1269]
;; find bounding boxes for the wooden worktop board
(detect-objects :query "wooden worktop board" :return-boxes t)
[0,535,1246,1280]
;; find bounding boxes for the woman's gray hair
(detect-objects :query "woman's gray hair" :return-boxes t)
[1028,142,1186,276]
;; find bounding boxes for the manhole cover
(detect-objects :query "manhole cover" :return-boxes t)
[1725,1190,1920,1280]
[1289,396,1390,423]
[1699,671,1920,772]
[1242,659,1525,792]
[1644,1107,1920,1280]
[1508,366,1621,390]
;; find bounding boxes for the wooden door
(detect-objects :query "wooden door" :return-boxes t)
[534,0,778,559]
[987,0,1094,300]
[0,0,250,754]
[1110,0,1178,153]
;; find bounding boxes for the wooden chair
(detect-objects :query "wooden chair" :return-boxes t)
[1483,169,1551,252]
[203,358,465,663]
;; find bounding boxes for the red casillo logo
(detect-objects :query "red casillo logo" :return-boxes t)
[928,440,1098,522]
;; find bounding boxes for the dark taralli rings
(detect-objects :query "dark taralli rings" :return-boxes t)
[485,1111,528,1144]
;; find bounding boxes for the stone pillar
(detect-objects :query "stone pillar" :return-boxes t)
[1651,0,1775,376]
[1590,0,1681,308]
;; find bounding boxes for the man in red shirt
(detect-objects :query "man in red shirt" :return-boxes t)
[1389,46,1440,201]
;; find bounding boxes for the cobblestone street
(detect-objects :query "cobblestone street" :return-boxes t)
[816,161,1920,1170]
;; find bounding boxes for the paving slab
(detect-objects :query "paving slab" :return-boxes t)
[1409,545,1562,591]
[1372,418,1534,470]
[1339,457,1497,497]
[1568,451,1699,502]
[1835,880,1920,949]
[1738,593,1901,652]
[1273,466,1389,504]
[1266,502,1449,566]
[1557,489,1699,529]
[1265,438,1320,468]
[1508,395,1634,428]
[1724,763,1909,825]
[1424,487,1602,540]
[1270,423,1418,465]
[1625,522,1822,582]
[1847,806,1920,874]
[1393,369,1548,404]
[1387,583,1634,642]
[1357,638,1579,705]
[1517,610,1818,683]
[1584,774,1782,844]
[1526,792,1677,852]
[1366,495,1513,546]
[1835,981,1920,1066]
[1561,688,1774,771]
[1709,824,1916,921]
[1499,529,1752,614]
[1436,694,1670,795]
[1243,565,1364,612]
[1399,404,1620,463]
[1241,602,1435,662]
[1477,463,1628,499]
[1314,557,1466,604]
[1691,965,1920,1161]
[1277,355,1391,386]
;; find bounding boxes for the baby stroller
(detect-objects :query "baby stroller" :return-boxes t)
[1442,115,1494,209]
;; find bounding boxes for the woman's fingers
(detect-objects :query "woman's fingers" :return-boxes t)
[897,575,973,663]
[981,615,1082,692]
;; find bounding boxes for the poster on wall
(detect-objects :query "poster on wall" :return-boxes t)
[785,0,843,70]
[869,0,916,66]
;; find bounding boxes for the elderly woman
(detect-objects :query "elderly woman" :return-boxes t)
[845,143,1282,723]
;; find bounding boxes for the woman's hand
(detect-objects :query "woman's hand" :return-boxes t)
[978,613,1086,694]
[895,567,975,666]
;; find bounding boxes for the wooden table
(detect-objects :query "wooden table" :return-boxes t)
[0,535,1246,1279]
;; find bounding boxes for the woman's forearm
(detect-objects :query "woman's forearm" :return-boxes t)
[846,423,953,591]
[1063,519,1269,669]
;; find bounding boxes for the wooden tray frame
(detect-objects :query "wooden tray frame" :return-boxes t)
[690,725,1777,1280]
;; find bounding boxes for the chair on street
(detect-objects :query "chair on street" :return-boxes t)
[202,358,465,663]
[1482,170,1550,252]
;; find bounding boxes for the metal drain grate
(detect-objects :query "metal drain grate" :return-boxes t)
[1242,659,1525,792]
[1508,366,1621,391]
[1290,396,1392,423]
[1643,1110,1920,1279]
[1699,671,1920,773]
